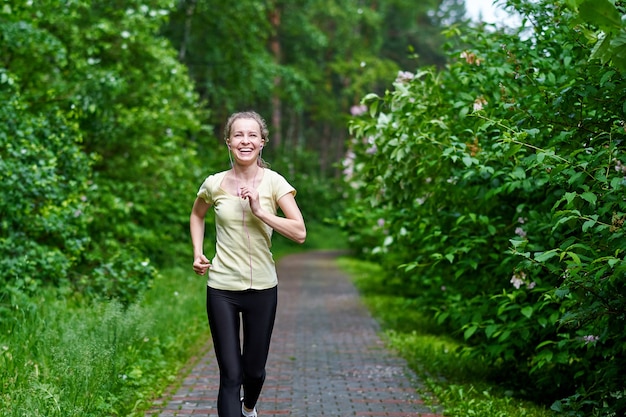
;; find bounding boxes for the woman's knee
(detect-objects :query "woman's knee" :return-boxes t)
[243,368,266,383]
[220,369,243,388]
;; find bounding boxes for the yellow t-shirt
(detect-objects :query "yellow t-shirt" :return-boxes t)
[196,168,296,291]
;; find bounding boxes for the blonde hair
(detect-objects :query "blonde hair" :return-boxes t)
[224,111,270,168]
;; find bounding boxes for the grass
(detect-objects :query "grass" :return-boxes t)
[337,256,556,417]
[0,266,209,417]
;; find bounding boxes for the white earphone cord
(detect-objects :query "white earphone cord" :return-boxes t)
[229,149,256,287]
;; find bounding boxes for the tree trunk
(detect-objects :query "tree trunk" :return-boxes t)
[178,0,197,62]
[269,4,282,148]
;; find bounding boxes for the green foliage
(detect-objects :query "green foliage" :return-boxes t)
[0,267,208,417]
[0,79,91,303]
[340,0,626,414]
[564,0,626,71]
[163,0,462,177]
[1,0,212,305]
[164,0,276,120]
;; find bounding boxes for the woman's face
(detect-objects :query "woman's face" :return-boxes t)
[228,118,265,165]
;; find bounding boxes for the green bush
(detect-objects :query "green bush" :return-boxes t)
[0,79,91,303]
[340,0,626,414]
[0,1,212,305]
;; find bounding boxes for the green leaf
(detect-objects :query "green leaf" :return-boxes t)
[534,250,558,263]
[600,70,616,85]
[362,93,380,101]
[436,312,449,325]
[579,0,622,32]
[567,171,584,185]
[561,251,582,265]
[582,216,598,232]
[555,287,570,298]
[591,33,613,65]
[551,401,564,412]
[563,55,572,67]
[521,306,533,319]
[369,99,379,117]
[485,324,499,338]
[609,33,626,71]
[464,325,478,340]
[535,349,553,363]
[552,215,578,233]
[536,151,546,163]
[611,176,624,189]
[498,330,511,342]
[537,340,556,349]
[564,0,583,11]
[580,191,597,206]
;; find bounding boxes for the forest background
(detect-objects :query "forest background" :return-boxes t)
[1,0,625,416]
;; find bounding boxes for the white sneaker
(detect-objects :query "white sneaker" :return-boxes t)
[241,403,257,417]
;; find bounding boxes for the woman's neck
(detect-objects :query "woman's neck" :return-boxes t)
[232,164,260,183]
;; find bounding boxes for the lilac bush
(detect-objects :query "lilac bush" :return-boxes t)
[340,1,626,414]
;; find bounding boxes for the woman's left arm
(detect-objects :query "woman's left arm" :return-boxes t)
[253,192,306,244]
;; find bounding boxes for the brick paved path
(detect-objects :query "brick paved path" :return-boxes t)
[146,251,443,417]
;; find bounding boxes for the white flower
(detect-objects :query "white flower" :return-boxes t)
[395,71,415,83]
[473,96,488,112]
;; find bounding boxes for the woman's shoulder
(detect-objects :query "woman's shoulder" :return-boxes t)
[264,168,287,181]
[204,170,228,183]
[263,168,295,196]
[198,170,228,193]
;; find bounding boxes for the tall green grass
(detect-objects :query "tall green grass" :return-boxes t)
[0,266,208,417]
[337,257,556,417]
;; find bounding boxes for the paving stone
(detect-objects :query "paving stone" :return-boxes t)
[146,251,444,417]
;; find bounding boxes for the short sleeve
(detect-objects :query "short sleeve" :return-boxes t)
[197,175,216,204]
[271,170,296,201]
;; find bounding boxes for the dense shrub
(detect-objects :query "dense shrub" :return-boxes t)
[0,1,211,305]
[339,0,626,414]
[0,79,92,305]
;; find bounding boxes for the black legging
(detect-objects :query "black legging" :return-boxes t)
[206,286,278,417]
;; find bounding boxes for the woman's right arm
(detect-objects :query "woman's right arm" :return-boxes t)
[190,197,212,275]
